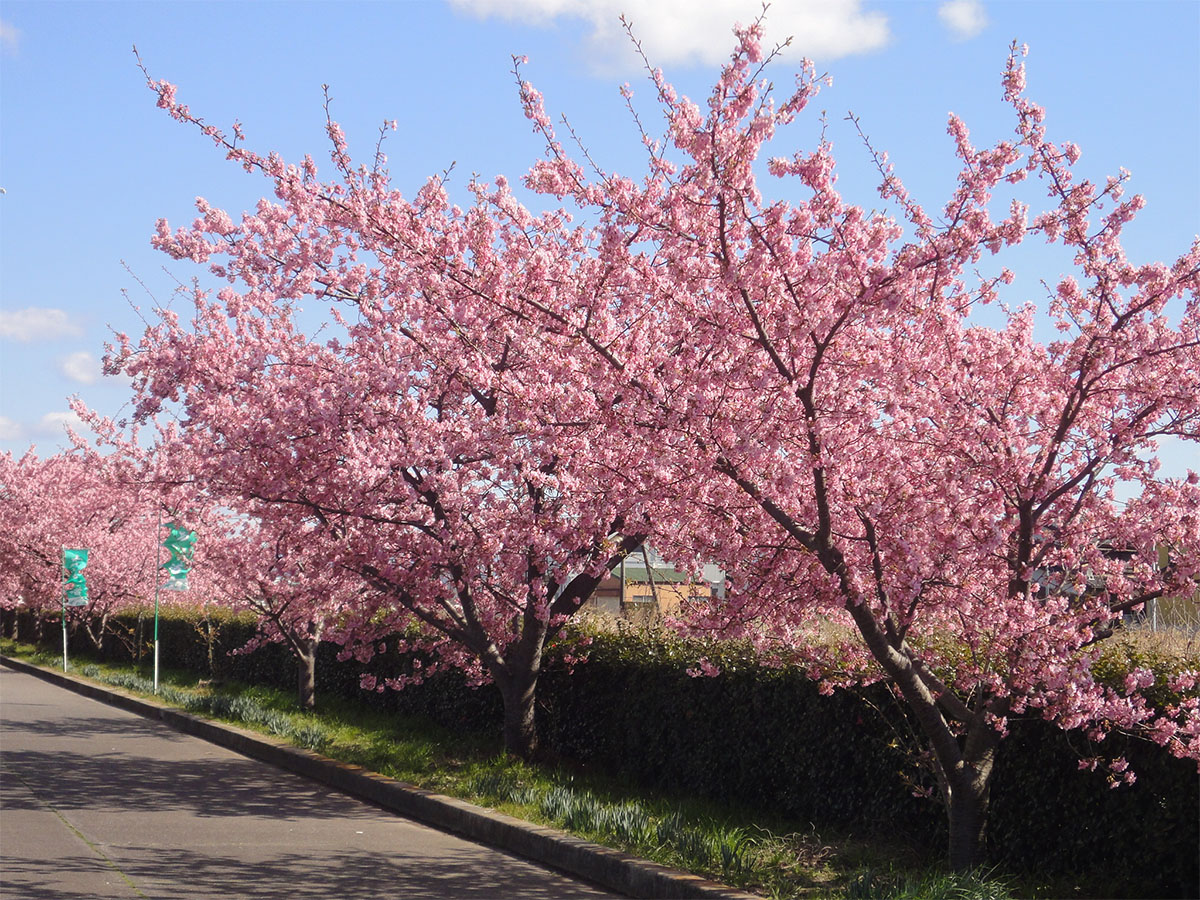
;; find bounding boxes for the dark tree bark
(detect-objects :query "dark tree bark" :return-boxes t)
[496,668,540,759]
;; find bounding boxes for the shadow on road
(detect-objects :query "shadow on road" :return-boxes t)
[2,845,604,899]
[3,746,375,820]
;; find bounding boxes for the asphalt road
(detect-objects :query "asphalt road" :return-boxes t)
[0,665,620,899]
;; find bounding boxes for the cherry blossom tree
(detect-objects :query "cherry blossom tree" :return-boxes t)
[0,451,65,636]
[110,61,658,757]
[501,23,1200,868]
[198,509,363,709]
[0,449,164,655]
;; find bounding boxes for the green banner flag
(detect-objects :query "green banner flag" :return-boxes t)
[160,523,197,591]
[63,548,89,606]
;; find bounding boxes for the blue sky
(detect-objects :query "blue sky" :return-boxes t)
[1,0,1197,480]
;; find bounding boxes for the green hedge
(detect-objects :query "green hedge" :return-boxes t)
[537,634,939,836]
[3,608,1195,897]
[989,718,1197,897]
[537,630,1197,898]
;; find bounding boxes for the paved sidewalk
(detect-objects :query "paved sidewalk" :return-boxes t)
[1,664,619,899]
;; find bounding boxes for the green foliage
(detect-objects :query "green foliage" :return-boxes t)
[79,663,333,753]
[838,868,1013,900]
[467,771,754,879]
[1091,631,1196,708]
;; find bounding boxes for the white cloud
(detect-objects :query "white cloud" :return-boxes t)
[0,307,84,342]
[453,0,574,23]
[60,351,101,385]
[33,410,87,439]
[0,416,23,442]
[0,19,19,56]
[938,0,987,41]
[449,0,891,66]
[0,411,95,448]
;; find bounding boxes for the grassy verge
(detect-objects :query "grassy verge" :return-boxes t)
[3,638,1026,899]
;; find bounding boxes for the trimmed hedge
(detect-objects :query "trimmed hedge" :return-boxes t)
[3,608,1195,897]
[537,634,939,836]
[536,631,1197,899]
[989,718,1197,898]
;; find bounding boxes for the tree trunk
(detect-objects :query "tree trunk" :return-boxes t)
[498,672,540,760]
[83,611,108,654]
[944,726,1000,871]
[947,778,988,870]
[841,587,1007,872]
[296,637,317,711]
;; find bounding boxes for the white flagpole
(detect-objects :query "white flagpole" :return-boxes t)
[154,511,162,694]
[61,545,68,672]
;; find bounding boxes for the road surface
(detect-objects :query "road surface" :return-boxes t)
[0,664,620,899]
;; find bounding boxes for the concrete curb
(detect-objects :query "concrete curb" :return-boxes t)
[1,655,761,900]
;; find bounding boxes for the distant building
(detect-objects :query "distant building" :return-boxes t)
[581,545,723,625]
